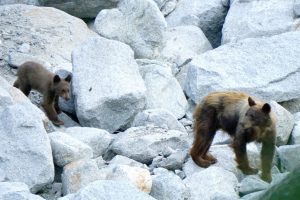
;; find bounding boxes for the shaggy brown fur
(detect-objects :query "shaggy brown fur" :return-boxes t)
[190,91,276,182]
[13,61,71,126]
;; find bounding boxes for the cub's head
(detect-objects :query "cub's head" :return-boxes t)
[53,74,72,101]
[244,97,272,127]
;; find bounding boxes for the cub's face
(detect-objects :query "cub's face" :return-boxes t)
[53,74,72,101]
[244,97,271,127]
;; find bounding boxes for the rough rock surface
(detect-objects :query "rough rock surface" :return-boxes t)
[0,182,45,200]
[94,0,167,58]
[185,31,300,103]
[277,144,300,172]
[239,175,269,196]
[109,155,147,169]
[72,36,146,132]
[291,113,300,144]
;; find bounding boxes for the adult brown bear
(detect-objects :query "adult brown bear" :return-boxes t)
[190,91,276,182]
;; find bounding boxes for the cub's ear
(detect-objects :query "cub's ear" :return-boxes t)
[53,75,61,83]
[248,97,256,107]
[262,103,271,114]
[65,74,72,82]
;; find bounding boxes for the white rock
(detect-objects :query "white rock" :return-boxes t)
[0,0,39,5]
[212,130,232,145]
[132,109,186,132]
[110,126,190,164]
[139,63,187,119]
[59,180,156,200]
[0,4,96,72]
[109,155,146,169]
[239,175,269,196]
[270,101,295,146]
[291,114,300,144]
[277,144,300,172]
[150,170,190,200]
[0,182,45,200]
[64,127,112,158]
[295,0,300,17]
[166,0,229,47]
[49,132,93,167]
[150,150,188,170]
[72,36,146,132]
[280,98,300,114]
[62,159,102,195]
[95,0,167,58]
[183,166,239,200]
[106,165,152,193]
[222,0,295,44]
[0,77,54,193]
[185,31,300,103]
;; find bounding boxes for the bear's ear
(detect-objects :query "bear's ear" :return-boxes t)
[262,103,271,114]
[248,97,256,107]
[53,75,61,83]
[65,74,72,82]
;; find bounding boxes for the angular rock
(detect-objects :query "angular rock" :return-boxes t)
[62,159,102,195]
[72,36,146,132]
[39,182,62,200]
[185,31,300,103]
[49,132,93,167]
[64,127,112,158]
[239,175,269,196]
[150,170,190,200]
[0,0,39,5]
[0,182,45,200]
[94,0,167,58]
[106,165,152,193]
[155,0,178,16]
[109,155,146,169]
[39,0,118,18]
[0,77,54,193]
[139,63,187,119]
[295,0,300,17]
[57,113,80,128]
[183,166,239,200]
[222,0,295,44]
[150,150,188,171]
[110,126,190,164]
[291,114,300,144]
[270,101,294,146]
[59,180,156,200]
[280,98,300,114]
[277,144,300,172]
[132,109,186,132]
[166,0,229,47]
[0,4,96,72]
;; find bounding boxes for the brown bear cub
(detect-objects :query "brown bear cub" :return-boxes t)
[13,61,71,126]
[190,91,276,182]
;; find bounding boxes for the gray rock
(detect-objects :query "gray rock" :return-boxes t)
[139,63,187,119]
[39,182,62,200]
[109,155,147,169]
[0,4,96,72]
[39,0,118,18]
[0,182,45,200]
[279,98,300,114]
[295,0,300,17]
[106,165,152,193]
[62,159,102,195]
[0,0,39,5]
[166,0,229,47]
[72,36,146,132]
[64,127,112,158]
[49,132,93,167]
[240,190,264,200]
[132,109,186,132]
[110,126,190,164]
[0,77,54,193]
[212,130,232,145]
[94,0,167,59]
[270,101,295,146]
[291,114,300,144]
[150,150,188,170]
[239,175,269,196]
[277,144,300,172]
[183,166,239,200]
[222,0,295,44]
[150,170,190,200]
[59,180,156,200]
[185,31,300,104]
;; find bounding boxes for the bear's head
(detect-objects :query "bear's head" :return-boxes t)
[244,97,272,127]
[53,74,72,101]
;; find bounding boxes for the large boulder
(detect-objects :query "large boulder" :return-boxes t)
[109,155,147,169]
[0,0,39,5]
[277,144,300,172]
[59,180,156,200]
[72,36,146,132]
[109,126,190,164]
[185,31,300,103]
[94,0,167,58]
[139,63,187,119]
[166,0,229,47]
[183,166,239,200]
[0,4,96,73]
[0,77,54,193]
[38,0,118,18]
[238,175,269,196]
[222,0,295,44]
[291,113,300,144]
[0,182,45,200]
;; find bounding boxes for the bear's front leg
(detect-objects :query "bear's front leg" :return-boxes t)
[54,95,62,114]
[261,135,276,183]
[42,94,64,126]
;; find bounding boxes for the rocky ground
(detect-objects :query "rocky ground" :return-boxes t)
[1,0,300,200]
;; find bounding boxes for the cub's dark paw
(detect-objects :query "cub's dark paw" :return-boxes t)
[261,173,272,183]
[52,119,64,126]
